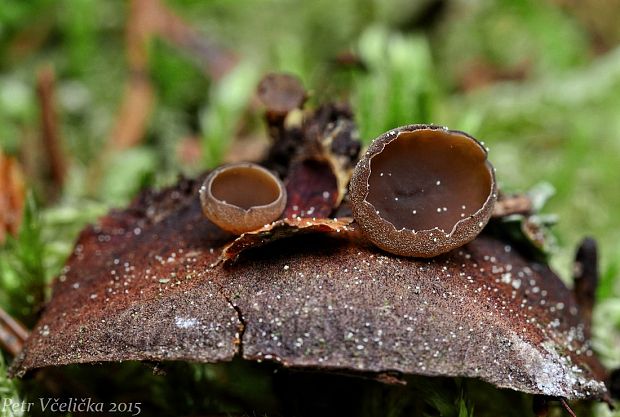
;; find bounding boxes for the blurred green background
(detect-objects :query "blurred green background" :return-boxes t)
[1,0,620,415]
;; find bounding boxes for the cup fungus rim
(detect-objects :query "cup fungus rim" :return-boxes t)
[201,162,287,214]
[357,124,497,238]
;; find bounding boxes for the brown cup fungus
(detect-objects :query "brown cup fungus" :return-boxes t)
[257,73,306,115]
[349,125,497,257]
[200,163,287,235]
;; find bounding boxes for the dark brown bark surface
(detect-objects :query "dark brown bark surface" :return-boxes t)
[9,174,609,401]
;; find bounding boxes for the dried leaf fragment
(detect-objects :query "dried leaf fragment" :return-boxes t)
[283,159,339,219]
[489,184,558,260]
[282,103,360,220]
[0,152,26,244]
[492,193,533,218]
[218,217,353,264]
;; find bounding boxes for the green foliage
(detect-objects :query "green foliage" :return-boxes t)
[0,193,107,326]
[0,195,47,325]
[39,197,108,266]
[599,255,620,301]
[435,0,589,83]
[99,147,159,206]
[421,381,474,417]
[200,61,259,167]
[150,40,211,109]
[352,26,438,142]
[0,76,37,155]
[444,47,620,280]
[60,0,98,77]
[0,355,23,417]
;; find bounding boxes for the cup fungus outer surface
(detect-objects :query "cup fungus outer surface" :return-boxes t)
[349,124,497,258]
[200,162,287,235]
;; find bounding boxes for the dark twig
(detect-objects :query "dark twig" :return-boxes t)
[560,398,578,417]
[108,72,154,151]
[0,306,29,356]
[609,368,620,400]
[573,237,598,337]
[36,65,67,190]
[108,0,238,151]
[153,0,238,81]
[107,0,155,151]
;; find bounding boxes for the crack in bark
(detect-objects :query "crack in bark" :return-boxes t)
[215,282,246,357]
[231,303,246,357]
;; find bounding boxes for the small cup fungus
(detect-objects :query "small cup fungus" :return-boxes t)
[349,125,497,257]
[257,73,306,115]
[200,162,287,235]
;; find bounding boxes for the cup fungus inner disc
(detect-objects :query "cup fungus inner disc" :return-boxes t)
[366,130,492,234]
[210,165,282,210]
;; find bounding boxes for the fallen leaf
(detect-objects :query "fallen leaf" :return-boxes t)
[221,234,608,401]
[9,176,610,403]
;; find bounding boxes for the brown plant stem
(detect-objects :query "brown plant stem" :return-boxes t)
[0,306,29,356]
[107,0,237,152]
[560,398,577,417]
[36,65,67,191]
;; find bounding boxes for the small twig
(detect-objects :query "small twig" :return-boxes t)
[492,193,533,218]
[107,0,238,151]
[108,72,155,151]
[609,368,620,401]
[560,398,577,417]
[153,0,238,80]
[0,306,29,356]
[573,237,598,337]
[107,0,155,151]
[36,65,67,189]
